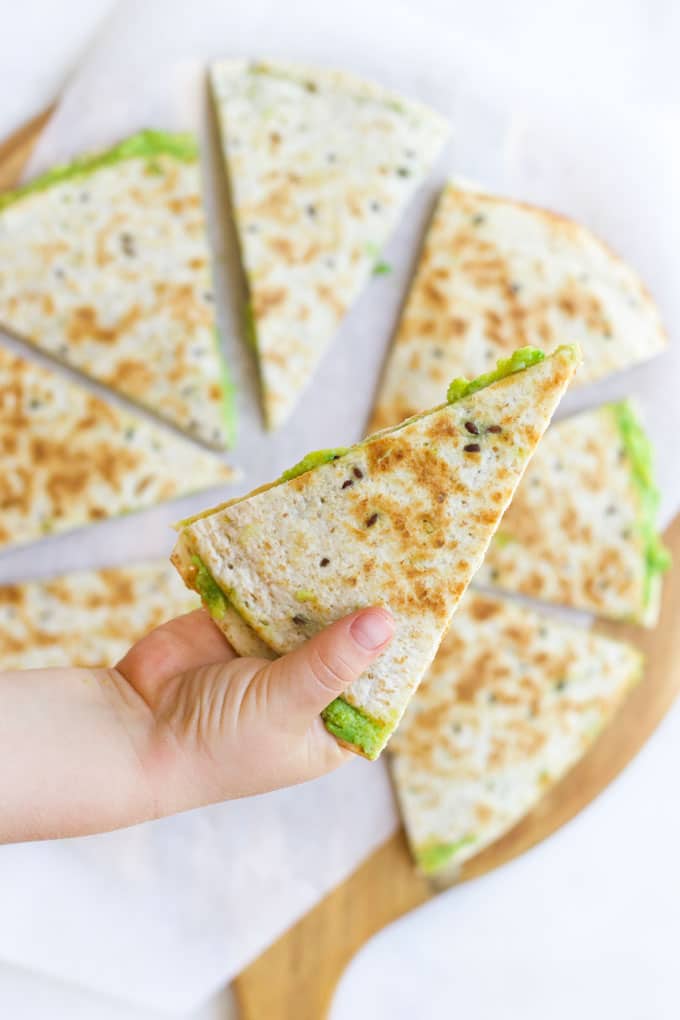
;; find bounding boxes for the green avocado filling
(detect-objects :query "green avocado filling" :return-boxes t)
[321,697,389,760]
[271,347,573,486]
[416,836,477,875]
[243,300,258,351]
[446,346,548,403]
[0,129,199,213]
[190,555,230,621]
[280,447,350,482]
[610,400,670,606]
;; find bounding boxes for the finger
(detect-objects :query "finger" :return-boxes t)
[256,607,394,724]
[116,609,236,702]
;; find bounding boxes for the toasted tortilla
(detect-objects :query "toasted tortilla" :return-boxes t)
[389,590,642,879]
[210,59,449,429]
[475,401,669,626]
[0,561,199,670]
[172,345,579,758]
[0,130,234,448]
[369,182,666,432]
[0,345,236,551]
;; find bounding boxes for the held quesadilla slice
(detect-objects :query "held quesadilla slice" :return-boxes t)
[0,561,198,670]
[475,401,670,626]
[210,59,449,429]
[0,345,237,551]
[390,591,643,880]
[172,345,579,758]
[0,130,235,448]
[370,182,666,432]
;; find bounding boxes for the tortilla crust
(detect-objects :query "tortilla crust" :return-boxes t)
[174,346,578,757]
[370,182,666,432]
[0,131,234,447]
[0,561,199,670]
[210,59,449,428]
[390,590,642,878]
[0,345,236,551]
[475,401,666,625]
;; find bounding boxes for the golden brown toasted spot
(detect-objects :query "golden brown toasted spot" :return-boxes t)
[468,596,502,621]
[423,281,447,307]
[167,194,201,215]
[67,304,143,345]
[109,358,154,395]
[557,281,611,334]
[523,571,546,596]
[156,282,212,328]
[269,236,296,261]
[0,584,24,606]
[253,286,287,320]
[95,211,127,267]
[100,570,136,606]
[456,650,495,702]
[242,182,299,226]
[425,415,459,443]
[315,283,345,319]
[473,507,500,526]
[475,803,494,824]
[449,316,467,337]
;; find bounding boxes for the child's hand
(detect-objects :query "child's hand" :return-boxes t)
[0,607,394,843]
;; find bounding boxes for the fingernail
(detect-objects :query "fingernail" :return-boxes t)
[350,609,394,651]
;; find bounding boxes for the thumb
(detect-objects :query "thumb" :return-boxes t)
[259,607,394,724]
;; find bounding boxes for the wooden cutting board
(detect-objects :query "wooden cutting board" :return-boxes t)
[2,113,679,1020]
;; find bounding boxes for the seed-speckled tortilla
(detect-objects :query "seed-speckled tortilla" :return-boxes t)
[0,345,236,551]
[0,131,234,448]
[0,561,199,670]
[369,182,666,432]
[210,59,450,429]
[390,590,642,879]
[173,346,578,758]
[475,401,669,627]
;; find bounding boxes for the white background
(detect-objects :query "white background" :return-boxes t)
[0,2,679,1018]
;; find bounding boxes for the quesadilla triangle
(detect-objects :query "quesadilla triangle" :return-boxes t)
[0,561,198,671]
[389,590,643,881]
[0,345,237,552]
[0,130,235,448]
[369,181,666,433]
[209,59,450,430]
[475,400,670,627]
[172,344,580,759]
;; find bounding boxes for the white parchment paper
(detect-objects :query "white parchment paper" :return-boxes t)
[0,0,678,1011]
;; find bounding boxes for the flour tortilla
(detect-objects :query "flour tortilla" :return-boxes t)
[389,590,642,879]
[210,59,450,429]
[475,401,669,626]
[0,130,234,448]
[0,345,236,551]
[370,182,666,432]
[173,346,578,758]
[0,561,199,671]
